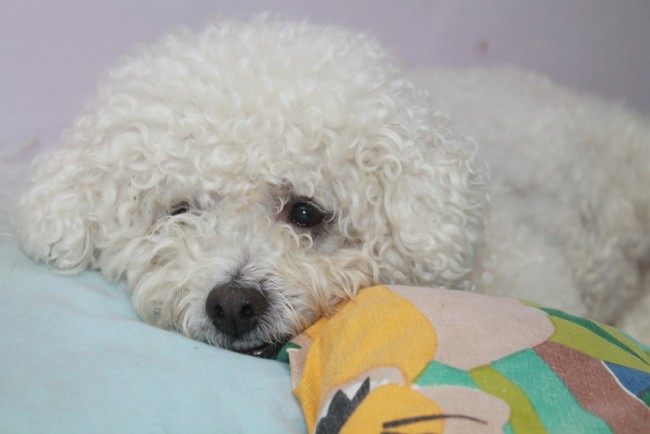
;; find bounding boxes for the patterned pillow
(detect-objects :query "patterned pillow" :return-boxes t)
[278,285,650,434]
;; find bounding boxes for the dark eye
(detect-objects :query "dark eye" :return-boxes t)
[170,201,190,216]
[288,201,325,228]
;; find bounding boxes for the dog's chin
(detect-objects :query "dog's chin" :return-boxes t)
[230,339,286,359]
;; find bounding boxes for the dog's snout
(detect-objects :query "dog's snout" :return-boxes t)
[205,282,268,338]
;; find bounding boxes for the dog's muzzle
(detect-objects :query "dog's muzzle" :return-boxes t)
[205,281,282,358]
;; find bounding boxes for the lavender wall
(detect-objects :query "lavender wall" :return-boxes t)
[1,0,649,149]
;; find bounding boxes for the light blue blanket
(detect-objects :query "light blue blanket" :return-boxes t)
[0,242,305,434]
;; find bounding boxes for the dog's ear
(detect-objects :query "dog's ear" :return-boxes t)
[338,112,489,289]
[15,145,106,273]
[383,131,487,287]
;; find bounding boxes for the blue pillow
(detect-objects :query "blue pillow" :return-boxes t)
[0,242,305,434]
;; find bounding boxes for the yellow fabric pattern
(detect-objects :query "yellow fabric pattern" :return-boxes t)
[292,285,437,433]
[340,384,445,434]
[284,285,650,434]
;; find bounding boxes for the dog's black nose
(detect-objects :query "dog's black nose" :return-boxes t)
[205,282,268,338]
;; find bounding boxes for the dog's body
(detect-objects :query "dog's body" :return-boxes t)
[15,18,650,352]
[410,68,650,340]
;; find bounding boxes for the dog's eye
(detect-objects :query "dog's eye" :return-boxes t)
[288,201,325,228]
[170,201,190,216]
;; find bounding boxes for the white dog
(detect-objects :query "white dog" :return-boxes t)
[15,17,650,355]
[409,67,650,342]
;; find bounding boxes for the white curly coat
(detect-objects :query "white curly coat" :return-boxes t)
[15,18,650,350]
[409,68,650,342]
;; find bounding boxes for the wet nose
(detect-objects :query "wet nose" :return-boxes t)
[205,281,268,338]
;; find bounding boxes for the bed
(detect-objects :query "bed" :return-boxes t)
[0,241,305,433]
[1,239,649,433]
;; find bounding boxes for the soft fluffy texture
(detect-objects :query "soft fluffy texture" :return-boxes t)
[14,17,487,353]
[14,16,650,350]
[283,285,650,434]
[409,68,650,340]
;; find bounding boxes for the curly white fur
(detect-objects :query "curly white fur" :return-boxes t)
[15,17,486,354]
[409,68,650,341]
[15,17,650,350]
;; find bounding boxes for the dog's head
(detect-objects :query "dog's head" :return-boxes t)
[16,17,487,357]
